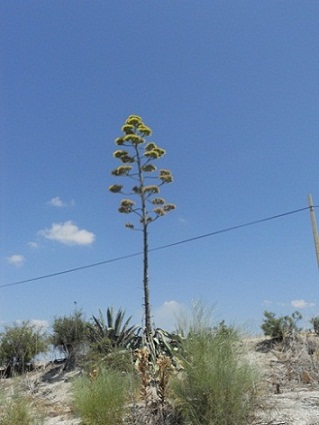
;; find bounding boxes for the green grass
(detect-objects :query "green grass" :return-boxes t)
[72,367,132,425]
[171,303,259,425]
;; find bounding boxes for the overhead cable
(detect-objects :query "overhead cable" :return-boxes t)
[0,206,315,290]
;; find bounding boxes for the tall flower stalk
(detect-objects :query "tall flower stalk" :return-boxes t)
[109,115,175,341]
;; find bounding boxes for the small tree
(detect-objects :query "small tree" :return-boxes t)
[51,311,88,369]
[109,115,175,341]
[0,321,48,374]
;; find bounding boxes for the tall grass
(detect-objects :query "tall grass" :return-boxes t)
[0,393,43,425]
[72,367,132,425]
[171,302,258,425]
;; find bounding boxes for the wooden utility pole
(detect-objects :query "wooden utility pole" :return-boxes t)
[308,194,319,269]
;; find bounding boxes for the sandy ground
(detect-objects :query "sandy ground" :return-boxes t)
[1,336,319,424]
[246,336,319,425]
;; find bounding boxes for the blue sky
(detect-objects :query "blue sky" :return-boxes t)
[1,1,319,334]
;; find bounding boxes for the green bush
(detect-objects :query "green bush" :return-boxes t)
[310,316,319,336]
[72,367,132,425]
[0,321,48,375]
[84,345,134,374]
[171,303,258,425]
[51,311,88,370]
[261,311,302,341]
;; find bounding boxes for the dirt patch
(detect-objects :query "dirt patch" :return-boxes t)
[247,335,319,425]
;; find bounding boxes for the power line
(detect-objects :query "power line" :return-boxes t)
[0,205,316,290]
[149,206,312,252]
[0,252,143,289]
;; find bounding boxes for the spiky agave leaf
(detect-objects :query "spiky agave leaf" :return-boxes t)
[114,310,125,336]
[107,307,114,329]
[88,307,141,350]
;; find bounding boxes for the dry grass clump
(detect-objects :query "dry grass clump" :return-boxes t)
[0,390,44,425]
[260,333,319,389]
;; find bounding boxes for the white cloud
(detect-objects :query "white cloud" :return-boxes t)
[30,319,50,332]
[48,196,65,207]
[39,221,95,246]
[153,300,185,331]
[262,299,287,308]
[6,254,25,267]
[291,299,316,309]
[47,197,75,208]
[14,319,49,334]
[28,241,39,249]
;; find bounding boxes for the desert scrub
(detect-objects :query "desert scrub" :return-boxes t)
[0,393,43,425]
[261,310,302,342]
[72,367,133,425]
[310,316,319,336]
[171,303,258,425]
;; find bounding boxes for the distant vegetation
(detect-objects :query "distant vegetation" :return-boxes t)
[0,321,48,376]
[1,305,319,424]
[261,310,303,342]
[0,302,264,424]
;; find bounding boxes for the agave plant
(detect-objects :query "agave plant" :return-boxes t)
[87,307,140,352]
[134,327,183,370]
